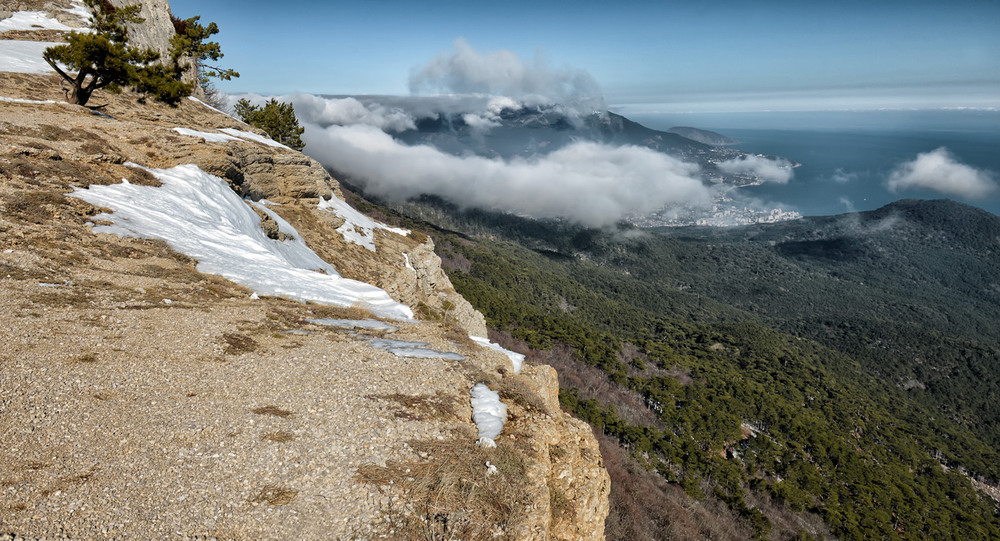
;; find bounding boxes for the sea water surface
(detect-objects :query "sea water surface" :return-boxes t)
[634,110,1000,217]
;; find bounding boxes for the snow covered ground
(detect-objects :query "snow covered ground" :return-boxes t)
[0,10,76,32]
[69,163,414,320]
[0,41,60,74]
[0,0,93,74]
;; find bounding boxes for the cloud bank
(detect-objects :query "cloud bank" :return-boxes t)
[409,38,605,114]
[886,147,996,199]
[717,155,795,184]
[302,122,711,227]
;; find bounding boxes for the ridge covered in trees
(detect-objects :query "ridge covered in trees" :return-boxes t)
[346,191,1000,540]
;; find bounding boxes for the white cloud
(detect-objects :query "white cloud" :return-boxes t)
[287,94,416,132]
[831,168,858,184]
[886,147,996,199]
[409,38,604,114]
[302,123,710,227]
[717,155,795,184]
[839,196,857,213]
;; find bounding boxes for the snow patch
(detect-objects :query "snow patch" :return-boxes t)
[470,336,524,374]
[173,127,293,150]
[0,41,60,74]
[471,383,507,447]
[61,1,92,26]
[0,11,76,32]
[68,163,413,320]
[187,96,228,115]
[172,127,240,143]
[318,195,409,252]
[219,128,289,149]
[0,95,59,105]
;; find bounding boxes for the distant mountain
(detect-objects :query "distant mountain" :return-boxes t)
[392,106,757,182]
[667,126,739,146]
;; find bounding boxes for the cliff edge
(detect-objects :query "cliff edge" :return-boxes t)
[0,2,609,538]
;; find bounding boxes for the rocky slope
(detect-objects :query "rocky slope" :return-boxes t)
[0,4,610,538]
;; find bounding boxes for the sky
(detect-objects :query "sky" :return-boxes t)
[168,0,1000,113]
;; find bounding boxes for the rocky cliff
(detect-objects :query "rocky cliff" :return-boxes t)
[0,3,609,538]
[108,0,200,93]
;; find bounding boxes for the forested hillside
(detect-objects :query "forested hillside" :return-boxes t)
[346,191,1000,540]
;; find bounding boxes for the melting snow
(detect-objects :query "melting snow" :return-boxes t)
[318,195,409,252]
[68,163,414,320]
[306,318,400,332]
[470,336,524,374]
[368,338,466,360]
[369,338,431,349]
[471,383,507,448]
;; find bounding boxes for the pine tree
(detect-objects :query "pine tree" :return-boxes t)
[234,98,306,151]
[43,0,158,106]
[168,15,239,92]
[44,1,238,107]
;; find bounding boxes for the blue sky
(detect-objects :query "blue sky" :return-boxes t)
[169,0,999,113]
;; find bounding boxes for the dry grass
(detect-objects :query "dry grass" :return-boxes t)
[250,405,293,418]
[2,191,69,224]
[261,431,296,443]
[68,353,99,364]
[356,435,532,540]
[0,261,54,281]
[367,391,462,422]
[221,332,258,355]
[304,303,374,322]
[249,485,298,506]
[496,375,551,416]
[28,288,93,309]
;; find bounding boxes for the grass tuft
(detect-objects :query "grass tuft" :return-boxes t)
[249,485,298,506]
[251,405,293,418]
[261,431,296,443]
[367,391,462,422]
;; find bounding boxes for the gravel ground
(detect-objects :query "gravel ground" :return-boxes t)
[0,247,500,539]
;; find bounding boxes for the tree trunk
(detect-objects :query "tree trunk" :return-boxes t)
[66,84,93,106]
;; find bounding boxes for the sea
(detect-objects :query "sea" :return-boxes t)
[633,110,1000,218]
